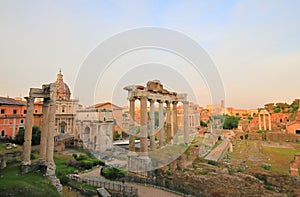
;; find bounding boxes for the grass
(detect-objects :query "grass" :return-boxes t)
[54,152,77,178]
[229,140,300,175]
[0,142,22,154]
[0,162,60,197]
[262,147,300,175]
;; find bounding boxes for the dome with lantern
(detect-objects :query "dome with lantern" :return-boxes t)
[55,69,71,101]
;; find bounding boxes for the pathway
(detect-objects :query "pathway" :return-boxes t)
[204,139,230,162]
[79,167,182,197]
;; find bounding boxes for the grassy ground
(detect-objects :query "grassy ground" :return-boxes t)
[229,140,300,175]
[0,142,22,154]
[54,152,77,180]
[0,162,60,197]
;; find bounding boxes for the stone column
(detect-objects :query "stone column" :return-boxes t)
[158,100,164,147]
[149,99,156,149]
[263,114,267,130]
[140,96,148,154]
[166,101,172,143]
[45,83,57,176]
[46,98,55,165]
[172,101,178,143]
[129,98,135,152]
[22,96,34,165]
[268,114,272,131]
[40,98,50,164]
[183,101,189,144]
[258,114,262,130]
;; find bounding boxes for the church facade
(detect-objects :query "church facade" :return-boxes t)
[54,70,80,135]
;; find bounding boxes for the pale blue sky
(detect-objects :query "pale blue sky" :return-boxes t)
[0,0,300,109]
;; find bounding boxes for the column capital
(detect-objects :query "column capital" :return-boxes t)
[25,96,35,103]
[157,99,164,103]
[129,97,136,102]
[182,100,189,104]
[172,101,178,105]
[148,99,155,104]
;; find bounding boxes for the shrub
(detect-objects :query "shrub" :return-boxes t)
[72,153,78,160]
[200,169,208,175]
[77,154,88,161]
[60,175,70,185]
[78,160,93,170]
[237,168,244,173]
[228,169,235,175]
[91,159,105,166]
[261,164,271,170]
[102,167,126,180]
[208,160,218,166]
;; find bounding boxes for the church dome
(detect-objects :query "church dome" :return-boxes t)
[55,69,71,101]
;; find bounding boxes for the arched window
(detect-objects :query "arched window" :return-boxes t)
[1,130,5,137]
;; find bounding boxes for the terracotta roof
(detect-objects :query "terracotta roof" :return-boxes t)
[0,97,25,106]
[91,102,123,110]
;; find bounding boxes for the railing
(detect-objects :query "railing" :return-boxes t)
[67,175,138,196]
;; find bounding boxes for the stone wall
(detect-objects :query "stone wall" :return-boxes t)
[290,154,300,176]
[248,133,263,141]
[266,132,300,142]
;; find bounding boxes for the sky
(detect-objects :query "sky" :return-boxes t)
[0,0,300,109]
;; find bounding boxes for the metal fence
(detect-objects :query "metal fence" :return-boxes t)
[68,175,138,196]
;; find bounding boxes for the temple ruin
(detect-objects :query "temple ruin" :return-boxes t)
[22,83,57,177]
[124,80,189,174]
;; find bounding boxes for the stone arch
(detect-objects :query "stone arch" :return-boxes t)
[84,126,91,144]
[60,121,66,133]
[1,130,5,137]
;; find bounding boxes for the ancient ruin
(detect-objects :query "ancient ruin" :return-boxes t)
[258,109,272,131]
[22,83,58,175]
[76,108,114,152]
[124,80,189,174]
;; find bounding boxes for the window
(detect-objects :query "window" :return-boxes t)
[296,130,300,135]
[1,130,5,137]
[13,110,17,114]
[20,119,24,124]
[62,106,65,113]
[1,109,5,114]
[35,110,37,113]
[24,110,27,114]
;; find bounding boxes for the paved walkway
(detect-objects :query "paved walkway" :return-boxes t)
[205,139,230,161]
[79,168,181,197]
[127,183,181,197]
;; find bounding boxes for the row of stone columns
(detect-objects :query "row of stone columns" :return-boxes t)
[22,96,56,168]
[22,84,57,178]
[128,97,189,154]
[258,113,272,131]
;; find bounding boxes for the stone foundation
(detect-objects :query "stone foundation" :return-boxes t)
[290,154,300,176]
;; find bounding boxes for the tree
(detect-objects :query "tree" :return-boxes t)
[15,126,41,145]
[200,120,207,127]
[223,115,239,130]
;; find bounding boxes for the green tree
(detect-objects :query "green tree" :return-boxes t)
[223,115,239,129]
[200,120,207,127]
[15,126,41,145]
